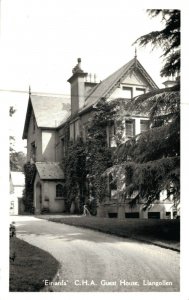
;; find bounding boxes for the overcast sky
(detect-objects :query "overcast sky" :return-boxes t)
[0,0,183,152]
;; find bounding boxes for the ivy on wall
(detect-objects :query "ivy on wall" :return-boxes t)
[62,98,123,214]
[23,162,36,213]
[62,138,87,214]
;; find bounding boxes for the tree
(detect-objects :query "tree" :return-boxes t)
[135,9,180,77]
[9,106,26,171]
[112,9,180,209]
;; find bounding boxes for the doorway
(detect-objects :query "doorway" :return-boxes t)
[36,182,42,213]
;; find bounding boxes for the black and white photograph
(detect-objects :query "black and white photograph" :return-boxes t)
[0,0,187,299]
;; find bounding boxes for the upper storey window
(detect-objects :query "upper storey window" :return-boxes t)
[70,120,80,142]
[122,86,133,99]
[135,88,145,97]
[125,119,135,138]
[31,142,36,162]
[140,120,149,133]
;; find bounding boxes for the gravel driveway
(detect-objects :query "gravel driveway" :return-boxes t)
[11,216,180,292]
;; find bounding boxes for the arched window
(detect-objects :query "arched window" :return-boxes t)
[56,184,64,198]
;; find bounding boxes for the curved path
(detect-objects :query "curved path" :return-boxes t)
[11,216,180,292]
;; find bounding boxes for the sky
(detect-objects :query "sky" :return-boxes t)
[0,0,169,153]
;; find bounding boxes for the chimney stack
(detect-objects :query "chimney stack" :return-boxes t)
[68,58,88,115]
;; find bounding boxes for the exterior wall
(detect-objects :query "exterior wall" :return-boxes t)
[34,172,65,214]
[55,126,66,162]
[27,111,42,162]
[43,181,65,213]
[42,130,56,161]
[10,182,25,216]
[97,203,175,219]
[34,172,42,214]
[109,69,152,101]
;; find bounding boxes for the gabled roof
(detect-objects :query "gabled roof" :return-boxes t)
[22,94,71,139]
[80,58,158,114]
[35,162,64,180]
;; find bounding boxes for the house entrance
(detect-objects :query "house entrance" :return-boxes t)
[36,182,42,213]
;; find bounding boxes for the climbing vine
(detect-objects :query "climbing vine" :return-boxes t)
[62,138,87,214]
[62,98,123,214]
[23,162,36,213]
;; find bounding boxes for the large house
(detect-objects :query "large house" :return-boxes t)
[22,56,177,219]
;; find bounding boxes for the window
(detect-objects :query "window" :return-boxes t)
[108,213,118,218]
[122,86,132,99]
[135,88,145,96]
[140,120,149,133]
[56,184,64,198]
[166,212,171,219]
[125,212,139,218]
[70,123,75,141]
[31,142,36,162]
[108,123,116,147]
[148,212,160,219]
[75,120,80,140]
[70,120,80,141]
[126,119,135,138]
[61,138,66,157]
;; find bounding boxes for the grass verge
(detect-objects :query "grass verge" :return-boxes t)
[39,215,180,251]
[10,237,59,292]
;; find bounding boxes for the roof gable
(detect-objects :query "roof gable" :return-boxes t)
[23,94,71,139]
[80,58,158,114]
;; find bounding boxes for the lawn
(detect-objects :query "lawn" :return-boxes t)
[10,237,59,292]
[40,215,180,251]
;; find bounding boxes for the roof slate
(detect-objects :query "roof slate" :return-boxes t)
[36,162,64,180]
[80,59,135,112]
[31,95,71,128]
[80,58,158,114]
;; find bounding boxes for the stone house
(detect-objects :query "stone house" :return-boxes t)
[23,56,177,218]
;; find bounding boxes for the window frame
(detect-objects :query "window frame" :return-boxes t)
[122,86,133,99]
[55,183,64,198]
[140,119,149,133]
[125,119,135,138]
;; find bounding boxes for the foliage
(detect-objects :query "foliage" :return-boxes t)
[9,106,17,169]
[85,99,118,206]
[9,106,26,171]
[63,138,87,213]
[135,9,180,77]
[10,151,26,171]
[63,99,119,214]
[23,162,36,213]
[111,9,180,208]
